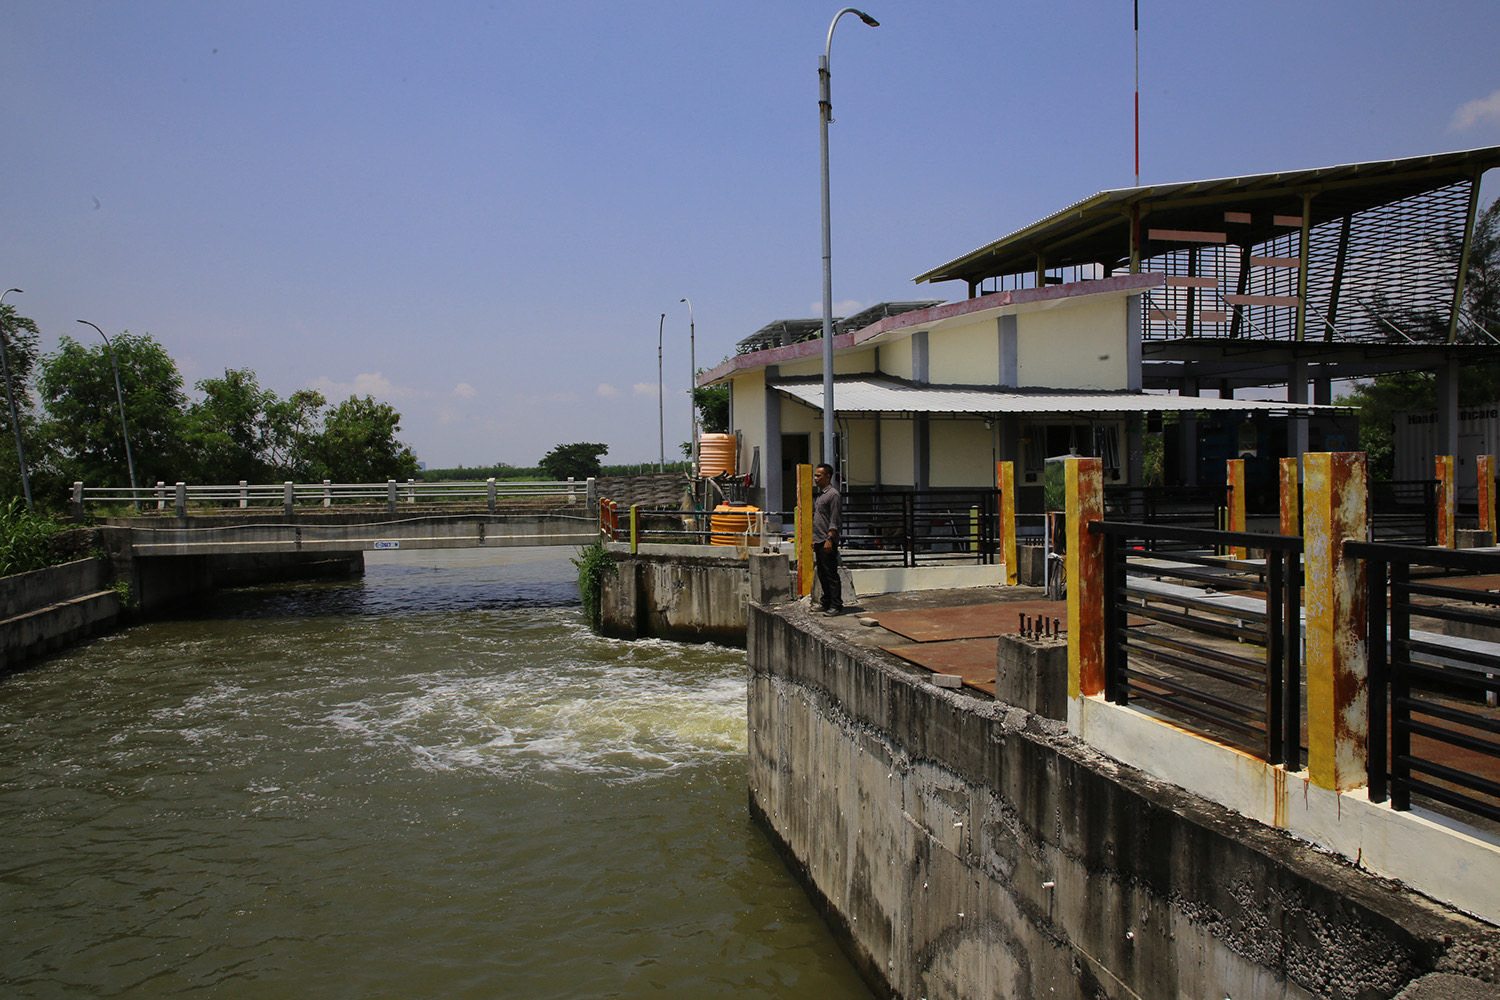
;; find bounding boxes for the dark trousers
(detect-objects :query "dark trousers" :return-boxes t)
[814,541,842,610]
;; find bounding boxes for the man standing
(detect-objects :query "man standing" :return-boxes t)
[812,462,842,615]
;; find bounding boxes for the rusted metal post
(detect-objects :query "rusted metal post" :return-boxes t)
[795,464,815,597]
[1227,458,1247,558]
[1279,457,1300,537]
[1479,455,1496,537]
[1436,454,1456,548]
[1066,457,1105,699]
[1304,452,1369,792]
[998,460,1017,586]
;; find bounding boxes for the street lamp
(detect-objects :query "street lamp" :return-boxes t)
[680,297,696,476]
[657,312,666,473]
[77,320,138,505]
[819,6,879,470]
[0,288,32,510]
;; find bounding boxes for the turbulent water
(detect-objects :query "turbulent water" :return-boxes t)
[0,548,870,999]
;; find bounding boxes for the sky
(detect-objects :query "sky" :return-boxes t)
[3,1,1499,470]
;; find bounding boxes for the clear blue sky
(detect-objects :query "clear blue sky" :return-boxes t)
[3,1,1498,469]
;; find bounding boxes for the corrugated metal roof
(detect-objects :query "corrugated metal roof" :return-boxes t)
[913,145,1500,287]
[774,378,1341,415]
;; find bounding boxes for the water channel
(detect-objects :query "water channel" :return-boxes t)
[0,548,871,999]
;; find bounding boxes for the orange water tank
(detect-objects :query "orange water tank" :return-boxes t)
[697,433,737,478]
[710,503,760,545]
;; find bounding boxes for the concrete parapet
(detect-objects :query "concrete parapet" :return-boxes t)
[0,559,120,674]
[599,548,761,646]
[748,602,1500,1000]
[995,632,1067,720]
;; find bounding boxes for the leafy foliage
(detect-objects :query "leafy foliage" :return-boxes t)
[0,304,43,500]
[310,395,420,483]
[38,332,187,489]
[540,442,609,480]
[571,537,613,632]
[0,499,61,576]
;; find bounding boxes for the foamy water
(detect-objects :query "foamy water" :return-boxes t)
[0,548,870,999]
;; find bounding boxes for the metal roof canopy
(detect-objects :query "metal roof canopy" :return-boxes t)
[914,146,1500,288]
[1140,339,1500,389]
[773,377,1342,416]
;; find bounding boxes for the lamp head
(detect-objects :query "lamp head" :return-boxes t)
[856,10,879,26]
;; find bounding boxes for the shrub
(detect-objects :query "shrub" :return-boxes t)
[0,500,62,576]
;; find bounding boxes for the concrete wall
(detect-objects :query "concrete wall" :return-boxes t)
[747,603,1500,1000]
[599,544,789,646]
[0,559,120,674]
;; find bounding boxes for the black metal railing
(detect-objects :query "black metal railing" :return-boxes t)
[1369,479,1437,546]
[840,488,999,568]
[1091,520,1304,764]
[1347,541,1500,824]
[1102,485,1228,552]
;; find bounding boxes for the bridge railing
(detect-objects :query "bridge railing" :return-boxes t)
[73,478,597,519]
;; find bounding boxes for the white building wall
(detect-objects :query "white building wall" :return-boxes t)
[730,370,767,475]
[1017,297,1130,389]
[880,420,916,487]
[930,419,996,488]
[929,318,1001,385]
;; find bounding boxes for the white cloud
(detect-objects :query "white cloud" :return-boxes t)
[454,382,476,399]
[308,371,412,401]
[632,382,657,396]
[596,382,620,397]
[1450,89,1500,132]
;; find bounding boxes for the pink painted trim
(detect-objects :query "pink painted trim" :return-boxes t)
[698,273,1164,386]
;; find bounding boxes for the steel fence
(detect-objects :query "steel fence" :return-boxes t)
[1346,540,1500,825]
[1090,520,1304,765]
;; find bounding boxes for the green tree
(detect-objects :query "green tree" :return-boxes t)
[182,368,278,483]
[38,332,187,489]
[310,395,419,483]
[539,442,608,480]
[264,388,327,480]
[0,304,43,501]
[693,380,729,434]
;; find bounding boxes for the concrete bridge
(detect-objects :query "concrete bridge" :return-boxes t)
[77,478,603,556]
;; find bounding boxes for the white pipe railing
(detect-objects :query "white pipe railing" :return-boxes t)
[73,477,596,518]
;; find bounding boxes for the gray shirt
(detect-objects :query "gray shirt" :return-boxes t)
[813,484,841,544]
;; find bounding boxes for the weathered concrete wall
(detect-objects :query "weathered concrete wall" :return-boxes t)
[0,559,121,674]
[747,603,1500,1000]
[599,545,774,646]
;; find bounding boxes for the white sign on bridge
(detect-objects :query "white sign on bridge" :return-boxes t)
[372,540,400,550]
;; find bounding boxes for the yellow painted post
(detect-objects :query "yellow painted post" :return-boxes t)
[1437,455,1456,548]
[1480,455,1496,537]
[630,504,640,554]
[998,461,1017,586]
[1303,452,1369,792]
[969,506,979,554]
[1279,457,1300,537]
[1066,457,1105,699]
[1227,458,1247,558]
[795,464,815,597]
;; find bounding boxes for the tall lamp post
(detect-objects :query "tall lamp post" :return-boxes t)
[819,6,879,470]
[0,288,32,510]
[657,312,666,473]
[77,320,138,505]
[680,297,696,476]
